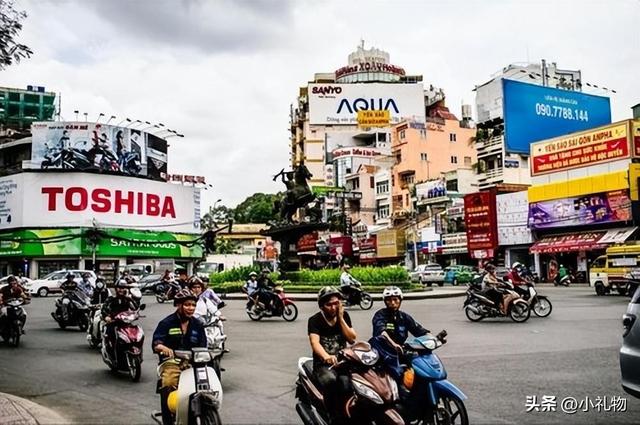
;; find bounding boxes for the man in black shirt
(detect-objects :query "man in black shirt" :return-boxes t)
[101,280,137,351]
[308,286,357,423]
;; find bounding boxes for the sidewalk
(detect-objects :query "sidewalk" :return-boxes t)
[223,286,468,302]
[0,392,69,424]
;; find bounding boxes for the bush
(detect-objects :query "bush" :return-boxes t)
[285,266,409,285]
[209,266,278,284]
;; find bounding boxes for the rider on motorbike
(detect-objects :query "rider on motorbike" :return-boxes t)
[255,268,278,313]
[91,278,110,305]
[0,275,29,322]
[370,286,429,379]
[152,289,207,425]
[242,271,259,311]
[307,286,357,424]
[482,263,507,313]
[339,264,360,301]
[189,278,223,322]
[78,272,94,298]
[101,280,138,350]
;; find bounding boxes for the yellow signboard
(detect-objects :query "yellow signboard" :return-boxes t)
[357,110,390,128]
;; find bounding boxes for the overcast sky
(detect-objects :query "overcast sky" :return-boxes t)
[3,0,639,211]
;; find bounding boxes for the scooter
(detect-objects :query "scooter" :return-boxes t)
[151,347,223,425]
[52,289,91,330]
[340,282,373,310]
[86,303,103,348]
[295,341,404,425]
[0,298,28,347]
[395,331,468,425]
[463,281,530,323]
[156,280,181,304]
[508,281,552,318]
[101,305,145,382]
[200,302,227,379]
[554,274,571,287]
[247,286,298,322]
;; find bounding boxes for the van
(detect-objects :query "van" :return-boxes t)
[590,244,640,296]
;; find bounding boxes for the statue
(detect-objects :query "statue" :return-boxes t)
[272,161,318,224]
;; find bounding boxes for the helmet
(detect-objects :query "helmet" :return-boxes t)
[188,277,205,289]
[6,275,17,284]
[249,271,258,277]
[65,272,76,280]
[174,289,197,306]
[511,262,523,270]
[115,279,129,288]
[317,286,343,307]
[484,263,496,272]
[382,286,403,300]
[261,268,270,273]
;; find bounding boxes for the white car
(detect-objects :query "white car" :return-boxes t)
[411,263,445,286]
[26,270,96,297]
[0,276,32,289]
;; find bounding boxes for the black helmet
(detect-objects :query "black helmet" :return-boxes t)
[317,286,343,307]
[173,289,197,306]
[65,272,76,280]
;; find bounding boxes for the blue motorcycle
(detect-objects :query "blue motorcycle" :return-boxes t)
[372,330,468,425]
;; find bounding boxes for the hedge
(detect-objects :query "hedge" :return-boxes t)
[210,281,423,294]
[208,266,278,284]
[287,266,409,284]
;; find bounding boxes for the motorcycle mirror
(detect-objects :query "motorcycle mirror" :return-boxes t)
[139,303,146,311]
[218,301,226,309]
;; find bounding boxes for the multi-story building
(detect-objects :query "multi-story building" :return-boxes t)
[0,85,57,131]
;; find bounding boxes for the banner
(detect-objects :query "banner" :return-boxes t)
[357,110,390,128]
[85,229,202,258]
[146,134,168,180]
[464,191,498,257]
[30,121,158,179]
[0,229,81,257]
[528,189,631,230]
[497,191,533,245]
[530,122,630,176]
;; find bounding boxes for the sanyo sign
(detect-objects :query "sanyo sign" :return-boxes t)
[308,83,425,126]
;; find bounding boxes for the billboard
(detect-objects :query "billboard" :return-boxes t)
[30,121,167,181]
[497,191,533,246]
[530,122,630,176]
[308,83,425,125]
[502,80,611,154]
[528,189,631,230]
[0,172,200,233]
[464,191,498,258]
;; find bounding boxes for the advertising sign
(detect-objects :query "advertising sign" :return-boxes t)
[86,229,202,258]
[530,122,630,176]
[464,191,498,257]
[0,173,199,233]
[308,83,425,125]
[357,110,390,128]
[416,178,447,202]
[0,175,22,230]
[528,189,631,230]
[633,120,640,156]
[0,229,82,257]
[146,134,168,181]
[502,80,611,154]
[497,191,533,245]
[30,121,157,179]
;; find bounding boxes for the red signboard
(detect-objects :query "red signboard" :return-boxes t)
[297,232,319,253]
[329,236,353,257]
[529,232,606,254]
[464,191,498,258]
[357,236,377,263]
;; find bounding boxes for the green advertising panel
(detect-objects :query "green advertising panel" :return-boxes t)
[84,229,202,258]
[0,229,82,256]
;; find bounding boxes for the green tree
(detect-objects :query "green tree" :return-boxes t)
[233,192,280,224]
[201,205,232,231]
[1,0,32,70]
[214,237,239,254]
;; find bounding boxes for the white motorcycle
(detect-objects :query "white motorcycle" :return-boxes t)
[86,303,103,348]
[151,348,223,425]
[200,302,227,379]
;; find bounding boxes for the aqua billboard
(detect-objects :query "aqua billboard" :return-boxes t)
[502,80,611,154]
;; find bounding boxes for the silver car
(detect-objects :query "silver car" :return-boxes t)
[621,288,640,398]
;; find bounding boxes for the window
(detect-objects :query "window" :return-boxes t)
[377,204,390,219]
[420,153,428,161]
[376,181,389,194]
[446,179,458,192]
[399,130,406,140]
[370,176,374,188]
[449,133,457,142]
[464,156,472,166]
[405,193,410,206]
[451,156,458,164]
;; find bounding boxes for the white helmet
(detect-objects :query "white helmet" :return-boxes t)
[382,286,403,300]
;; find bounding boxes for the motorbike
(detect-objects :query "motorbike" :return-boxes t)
[463,280,530,323]
[156,280,181,304]
[151,347,223,425]
[0,298,28,347]
[503,268,552,318]
[199,302,227,379]
[554,273,571,287]
[247,286,298,322]
[101,305,146,382]
[295,341,404,425]
[120,150,142,175]
[390,331,468,425]
[41,143,63,169]
[87,303,104,348]
[340,282,373,310]
[51,289,91,330]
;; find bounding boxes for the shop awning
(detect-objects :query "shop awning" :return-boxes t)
[598,227,637,245]
[530,232,606,254]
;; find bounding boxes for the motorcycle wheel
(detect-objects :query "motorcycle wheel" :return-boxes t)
[212,357,222,379]
[247,309,263,321]
[426,395,469,425]
[156,294,166,304]
[532,297,552,318]
[57,319,66,330]
[200,403,222,425]
[9,325,20,348]
[464,300,483,322]
[509,302,530,323]
[359,293,373,310]
[129,355,142,382]
[282,304,299,322]
[78,314,89,332]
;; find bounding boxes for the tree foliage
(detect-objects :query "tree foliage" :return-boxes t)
[200,205,233,231]
[232,192,280,224]
[1,0,32,70]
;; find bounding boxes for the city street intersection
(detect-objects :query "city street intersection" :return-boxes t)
[0,286,638,424]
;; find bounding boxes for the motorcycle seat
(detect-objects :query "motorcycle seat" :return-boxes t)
[301,360,324,390]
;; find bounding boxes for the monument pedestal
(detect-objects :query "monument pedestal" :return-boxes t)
[261,222,329,272]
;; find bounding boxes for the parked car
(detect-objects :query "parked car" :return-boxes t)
[621,287,640,398]
[138,273,165,294]
[443,265,475,286]
[411,263,445,286]
[0,276,32,288]
[25,270,96,297]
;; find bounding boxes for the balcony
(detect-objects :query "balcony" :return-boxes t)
[476,135,503,159]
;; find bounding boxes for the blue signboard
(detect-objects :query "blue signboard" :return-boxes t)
[502,79,611,154]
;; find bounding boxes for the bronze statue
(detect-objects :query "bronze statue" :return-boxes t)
[272,161,318,223]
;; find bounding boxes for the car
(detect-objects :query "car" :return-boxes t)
[138,273,165,294]
[621,288,640,398]
[25,270,96,297]
[443,265,475,286]
[410,263,445,286]
[0,276,32,288]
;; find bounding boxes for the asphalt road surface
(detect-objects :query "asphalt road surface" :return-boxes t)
[0,286,638,425]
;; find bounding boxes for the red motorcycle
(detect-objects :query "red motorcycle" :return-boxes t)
[101,306,145,382]
[247,285,298,322]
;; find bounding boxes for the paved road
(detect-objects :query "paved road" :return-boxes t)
[0,287,638,424]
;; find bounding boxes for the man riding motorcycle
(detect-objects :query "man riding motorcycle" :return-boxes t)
[91,278,111,305]
[339,264,360,301]
[0,275,30,322]
[307,286,357,424]
[370,286,429,379]
[255,268,278,313]
[152,289,207,425]
[242,271,259,311]
[482,263,508,313]
[101,280,138,351]
[78,272,94,298]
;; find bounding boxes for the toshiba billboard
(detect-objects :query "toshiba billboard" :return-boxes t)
[0,173,200,233]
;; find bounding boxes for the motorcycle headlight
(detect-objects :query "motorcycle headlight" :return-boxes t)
[421,338,437,350]
[354,349,379,366]
[352,380,383,404]
[62,298,71,305]
[193,351,212,363]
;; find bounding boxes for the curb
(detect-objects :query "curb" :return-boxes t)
[0,392,69,424]
[222,289,467,302]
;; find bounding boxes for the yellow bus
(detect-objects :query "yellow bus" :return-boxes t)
[590,244,640,296]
